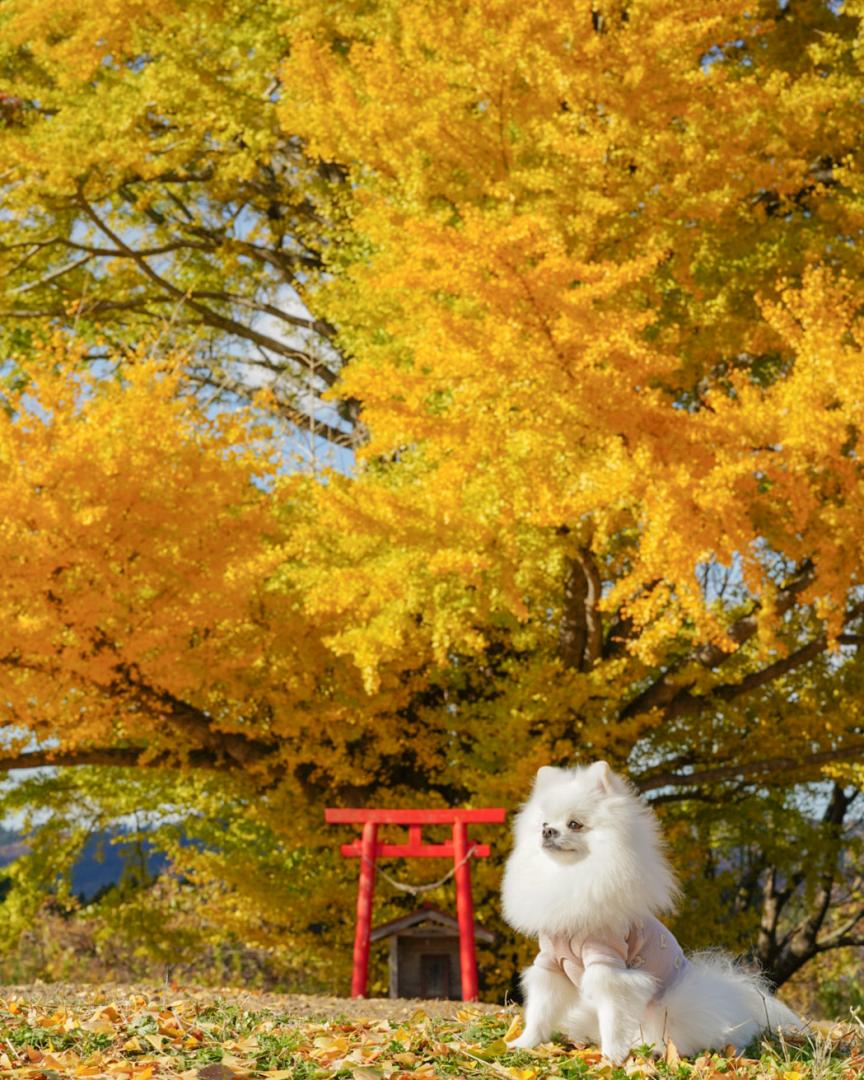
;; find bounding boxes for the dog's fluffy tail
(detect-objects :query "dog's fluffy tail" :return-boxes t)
[643,952,801,1057]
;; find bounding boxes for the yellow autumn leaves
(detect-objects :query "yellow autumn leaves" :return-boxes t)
[274,0,864,681]
[1,0,864,992]
[0,340,276,756]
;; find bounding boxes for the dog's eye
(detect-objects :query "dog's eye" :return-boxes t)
[567,819,583,831]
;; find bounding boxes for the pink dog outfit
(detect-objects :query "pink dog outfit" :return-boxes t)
[534,914,688,1001]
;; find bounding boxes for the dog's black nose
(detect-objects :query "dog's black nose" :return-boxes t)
[542,825,559,840]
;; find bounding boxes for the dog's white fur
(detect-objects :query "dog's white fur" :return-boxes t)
[502,762,800,1062]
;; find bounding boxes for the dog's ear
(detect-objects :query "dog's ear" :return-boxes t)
[534,765,562,791]
[589,760,616,794]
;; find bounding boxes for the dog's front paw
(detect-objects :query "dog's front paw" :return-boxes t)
[601,1040,632,1066]
[507,1032,541,1050]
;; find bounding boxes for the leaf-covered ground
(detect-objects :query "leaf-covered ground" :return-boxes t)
[0,986,859,1080]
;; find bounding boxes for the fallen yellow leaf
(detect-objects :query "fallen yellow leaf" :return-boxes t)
[503,1014,523,1043]
[83,1017,116,1035]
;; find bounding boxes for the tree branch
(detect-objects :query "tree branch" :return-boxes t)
[815,935,864,951]
[764,784,854,984]
[184,368,356,449]
[817,907,864,949]
[0,648,280,773]
[620,560,815,721]
[636,741,864,793]
[0,747,224,771]
[795,784,852,948]
[6,254,94,294]
[75,190,340,388]
[661,633,830,722]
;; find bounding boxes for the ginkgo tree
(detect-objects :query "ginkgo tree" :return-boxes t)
[0,0,864,998]
[276,0,864,988]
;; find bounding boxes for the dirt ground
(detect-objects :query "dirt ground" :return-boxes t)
[0,982,509,1021]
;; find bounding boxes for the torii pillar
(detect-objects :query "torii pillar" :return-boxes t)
[325,807,506,1000]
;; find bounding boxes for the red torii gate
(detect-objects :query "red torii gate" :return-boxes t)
[325,807,506,1000]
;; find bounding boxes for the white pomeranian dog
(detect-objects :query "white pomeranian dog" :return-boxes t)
[502,762,800,1063]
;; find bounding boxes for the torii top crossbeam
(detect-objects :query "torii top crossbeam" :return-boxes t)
[325,807,506,1000]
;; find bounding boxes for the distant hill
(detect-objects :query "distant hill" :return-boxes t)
[0,827,27,869]
[0,827,170,901]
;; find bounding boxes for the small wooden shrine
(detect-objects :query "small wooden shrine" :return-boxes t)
[371,907,496,1000]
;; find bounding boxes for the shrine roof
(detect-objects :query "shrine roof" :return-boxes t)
[370,906,496,944]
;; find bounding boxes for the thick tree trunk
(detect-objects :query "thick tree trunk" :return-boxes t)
[558,550,602,672]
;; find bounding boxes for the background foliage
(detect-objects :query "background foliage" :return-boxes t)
[0,0,862,1005]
